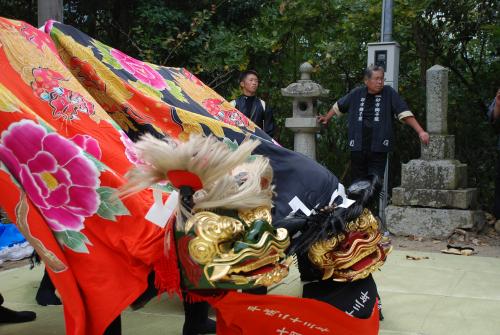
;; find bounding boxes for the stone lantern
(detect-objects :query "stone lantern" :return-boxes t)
[282,62,329,160]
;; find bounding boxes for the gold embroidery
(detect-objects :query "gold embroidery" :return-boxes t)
[15,192,67,273]
[0,83,36,114]
[176,106,242,138]
[0,20,106,123]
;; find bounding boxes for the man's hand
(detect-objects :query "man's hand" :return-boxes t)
[419,131,430,145]
[317,114,331,125]
[401,116,429,145]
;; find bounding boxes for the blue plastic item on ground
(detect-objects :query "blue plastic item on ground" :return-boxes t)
[0,224,26,250]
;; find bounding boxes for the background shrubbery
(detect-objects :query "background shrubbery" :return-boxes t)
[2,0,498,207]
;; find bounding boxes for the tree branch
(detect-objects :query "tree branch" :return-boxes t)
[109,20,143,54]
[208,69,235,88]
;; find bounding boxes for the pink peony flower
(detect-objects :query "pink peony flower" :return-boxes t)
[0,120,100,232]
[70,134,102,160]
[110,49,166,90]
[119,131,143,166]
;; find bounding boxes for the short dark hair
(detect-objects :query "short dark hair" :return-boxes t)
[363,65,384,80]
[239,70,259,83]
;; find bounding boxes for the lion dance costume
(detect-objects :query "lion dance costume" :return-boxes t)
[0,17,390,335]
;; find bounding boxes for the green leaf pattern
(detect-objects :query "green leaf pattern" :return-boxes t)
[166,80,188,102]
[97,186,131,221]
[54,230,92,253]
[129,80,164,100]
[92,39,123,70]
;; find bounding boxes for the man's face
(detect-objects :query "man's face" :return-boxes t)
[364,70,384,94]
[241,74,259,95]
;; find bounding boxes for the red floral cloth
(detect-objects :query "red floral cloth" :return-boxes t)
[0,17,379,335]
[0,18,166,335]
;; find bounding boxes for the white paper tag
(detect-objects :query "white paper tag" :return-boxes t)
[329,183,355,208]
[145,189,179,228]
[288,196,312,216]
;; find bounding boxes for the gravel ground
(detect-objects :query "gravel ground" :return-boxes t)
[389,222,500,258]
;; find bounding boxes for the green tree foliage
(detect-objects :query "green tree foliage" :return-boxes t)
[0,0,37,24]
[1,0,499,207]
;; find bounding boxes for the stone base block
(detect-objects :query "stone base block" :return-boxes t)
[495,220,500,233]
[385,205,484,239]
[421,135,455,160]
[391,187,477,209]
[401,159,467,190]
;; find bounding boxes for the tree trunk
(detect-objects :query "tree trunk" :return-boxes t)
[38,0,63,26]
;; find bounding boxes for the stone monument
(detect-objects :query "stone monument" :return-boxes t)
[385,65,484,238]
[282,62,329,160]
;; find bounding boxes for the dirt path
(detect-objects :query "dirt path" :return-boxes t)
[390,224,500,258]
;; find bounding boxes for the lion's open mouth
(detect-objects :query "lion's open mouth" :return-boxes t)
[308,209,393,282]
[206,229,291,286]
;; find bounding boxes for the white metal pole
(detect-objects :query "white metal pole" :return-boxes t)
[379,0,393,229]
[381,0,393,42]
